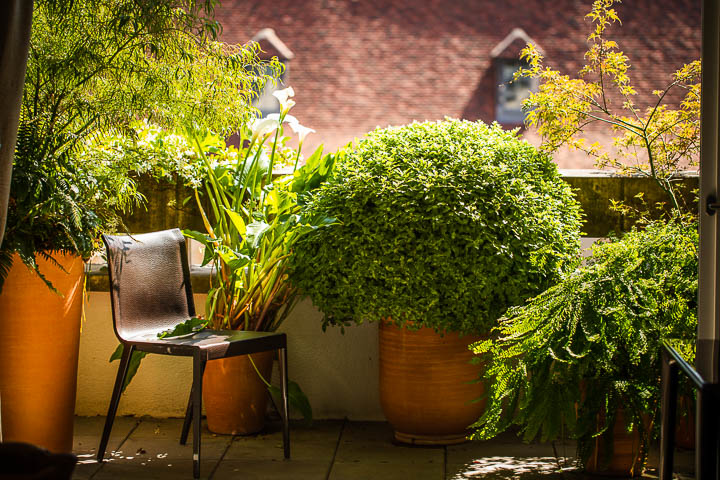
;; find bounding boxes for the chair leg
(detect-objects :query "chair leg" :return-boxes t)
[192,353,206,480]
[279,347,290,460]
[97,344,134,462]
[181,357,207,445]
[180,386,193,446]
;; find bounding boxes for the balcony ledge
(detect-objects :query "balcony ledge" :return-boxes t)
[86,263,213,293]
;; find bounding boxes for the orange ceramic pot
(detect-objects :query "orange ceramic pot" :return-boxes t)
[202,351,274,435]
[585,409,648,477]
[0,252,85,453]
[379,321,485,445]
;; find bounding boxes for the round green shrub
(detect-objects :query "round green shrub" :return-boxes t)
[290,119,583,334]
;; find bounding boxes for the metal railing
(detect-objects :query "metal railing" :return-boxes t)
[660,341,720,480]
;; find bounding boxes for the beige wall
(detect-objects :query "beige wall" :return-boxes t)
[76,293,384,420]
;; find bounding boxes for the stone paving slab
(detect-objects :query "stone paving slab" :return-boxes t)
[446,431,573,479]
[213,420,341,479]
[223,420,341,461]
[215,458,330,480]
[70,417,697,480]
[89,417,231,480]
[329,422,444,480]
[73,416,141,479]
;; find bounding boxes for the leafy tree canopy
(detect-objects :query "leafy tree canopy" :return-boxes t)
[4,0,279,286]
[518,0,700,213]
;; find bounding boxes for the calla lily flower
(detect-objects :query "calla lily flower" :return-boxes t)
[250,116,280,140]
[288,121,315,144]
[266,113,301,127]
[273,87,296,114]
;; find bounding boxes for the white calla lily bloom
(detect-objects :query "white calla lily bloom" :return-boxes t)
[273,87,296,114]
[250,116,280,140]
[288,121,315,144]
[267,113,300,126]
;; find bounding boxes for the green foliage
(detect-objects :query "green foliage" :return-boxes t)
[471,218,698,467]
[108,345,147,393]
[185,93,336,332]
[5,0,277,287]
[517,0,700,213]
[156,316,211,339]
[472,1,701,466]
[268,381,313,424]
[290,119,583,334]
[79,120,204,184]
[105,92,324,414]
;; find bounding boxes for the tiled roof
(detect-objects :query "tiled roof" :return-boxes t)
[216,0,700,168]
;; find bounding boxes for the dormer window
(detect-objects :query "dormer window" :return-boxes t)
[490,28,541,125]
[250,28,294,117]
[253,63,285,117]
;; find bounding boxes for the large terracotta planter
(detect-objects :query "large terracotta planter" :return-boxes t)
[202,351,273,435]
[585,409,648,477]
[0,252,85,453]
[379,321,484,445]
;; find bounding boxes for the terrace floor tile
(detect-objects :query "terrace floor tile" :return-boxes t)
[68,417,696,480]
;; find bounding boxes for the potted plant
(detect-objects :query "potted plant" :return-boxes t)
[182,88,333,434]
[289,119,583,444]
[0,0,275,452]
[472,217,697,475]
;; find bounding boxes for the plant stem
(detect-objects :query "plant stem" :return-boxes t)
[247,354,272,388]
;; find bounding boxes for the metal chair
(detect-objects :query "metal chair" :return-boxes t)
[97,229,290,479]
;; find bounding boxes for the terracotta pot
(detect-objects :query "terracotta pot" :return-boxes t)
[203,351,273,435]
[379,321,485,445]
[0,252,85,453]
[585,409,648,477]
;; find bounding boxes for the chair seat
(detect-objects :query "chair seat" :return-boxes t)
[127,328,287,360]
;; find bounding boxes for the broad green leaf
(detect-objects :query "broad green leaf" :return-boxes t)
[246,221,271,249]
[109,344,149,393]
[217,247,251,272]
[268,380,313,423]
[156,316,210,338]
[182,229,213,247]
[223,207,247,236]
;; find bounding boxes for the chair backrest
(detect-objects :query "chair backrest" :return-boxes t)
[102,229,196,341]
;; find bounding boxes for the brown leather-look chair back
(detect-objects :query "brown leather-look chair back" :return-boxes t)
[103,228,195,341]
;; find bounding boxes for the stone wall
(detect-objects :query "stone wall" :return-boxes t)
[561,170,697,236]
[120,170,699,237]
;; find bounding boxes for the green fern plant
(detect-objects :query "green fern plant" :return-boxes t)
[471,217,698,468]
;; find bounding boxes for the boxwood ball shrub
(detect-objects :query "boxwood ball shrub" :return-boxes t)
[289,119,583,334]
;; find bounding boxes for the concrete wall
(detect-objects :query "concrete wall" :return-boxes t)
[561,169,697,236]
[122,170,698,237]
[76,293,384,420]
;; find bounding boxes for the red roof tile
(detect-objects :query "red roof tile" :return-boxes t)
[216,0,701,168]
